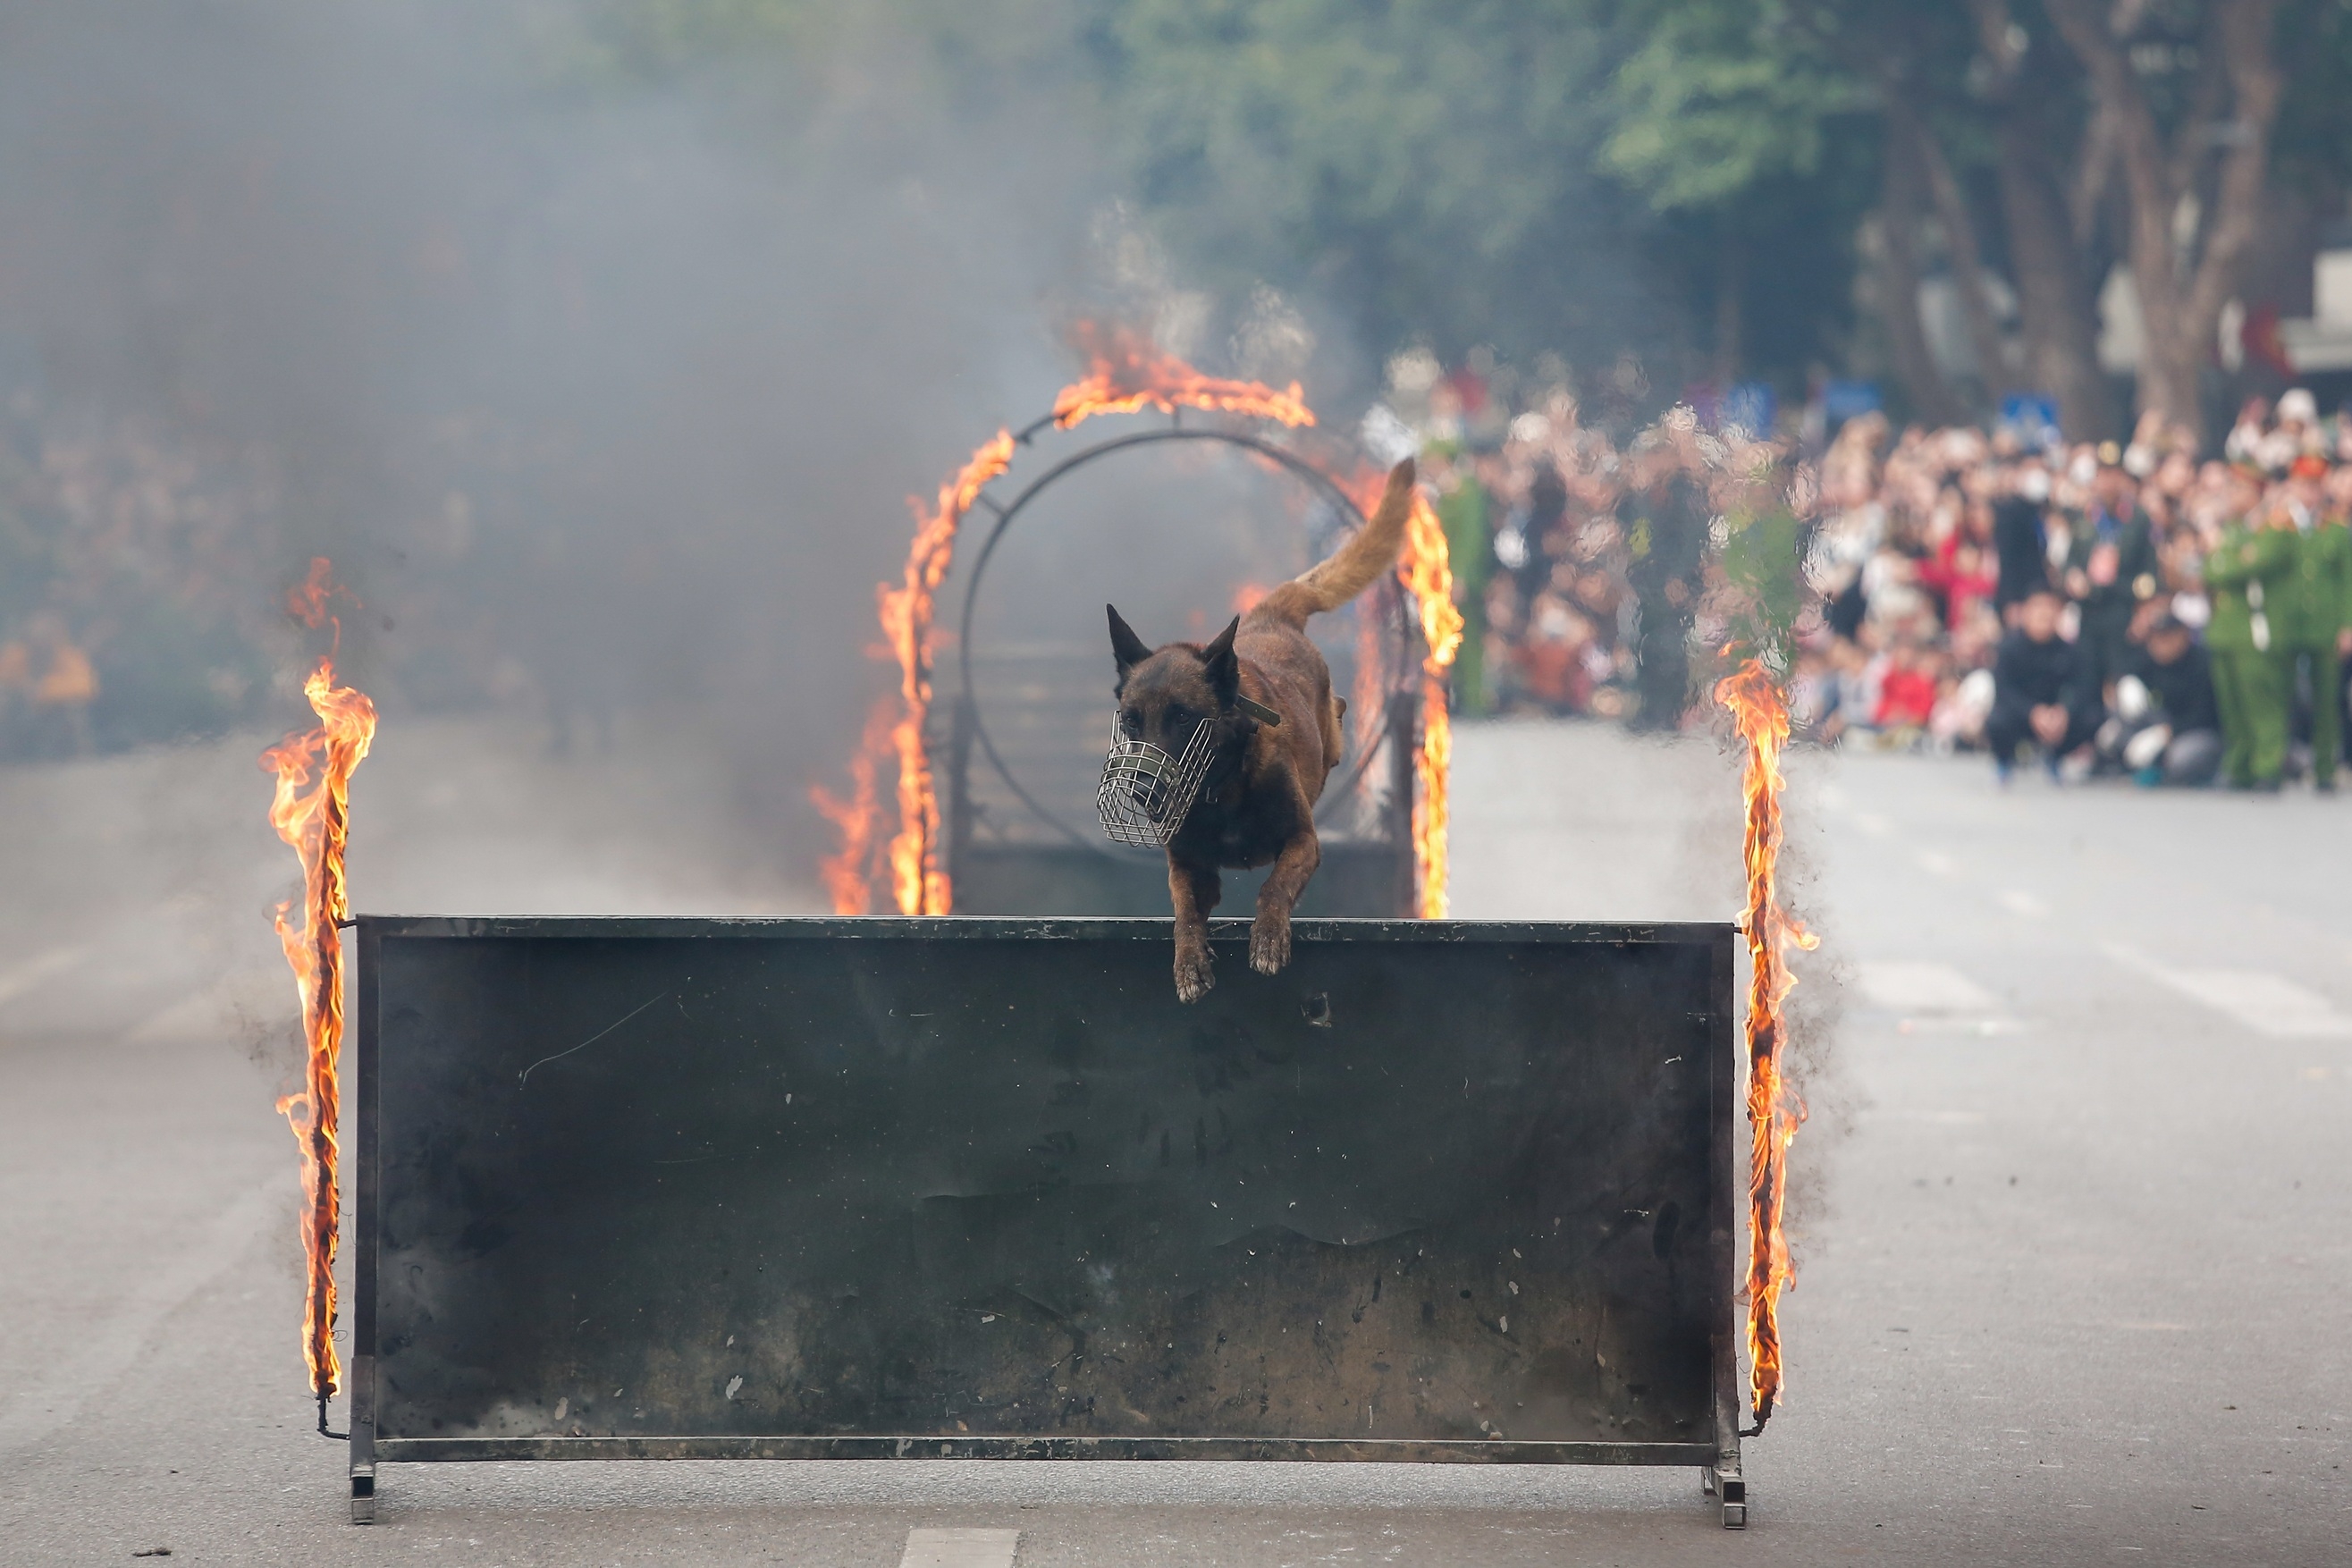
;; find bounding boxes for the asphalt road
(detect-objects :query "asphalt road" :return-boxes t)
[3,713,2348,1565]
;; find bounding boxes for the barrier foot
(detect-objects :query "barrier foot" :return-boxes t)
[1704,1461,1746,1529]
[350,1467,375,1525]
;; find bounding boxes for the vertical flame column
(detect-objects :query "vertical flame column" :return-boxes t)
[1715,658,1814,1434]
[1396,489,1462,918]
[262,561,376,1427]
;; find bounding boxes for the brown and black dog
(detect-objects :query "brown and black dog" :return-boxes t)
[1107,457,1417,1001]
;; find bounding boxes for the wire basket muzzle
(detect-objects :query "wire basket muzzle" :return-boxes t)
[1096,715,1217,847]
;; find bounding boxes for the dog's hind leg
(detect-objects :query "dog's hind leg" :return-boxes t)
[1249,829,1320,977]
[1168,854,1221,1003]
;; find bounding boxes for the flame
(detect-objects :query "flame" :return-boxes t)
[1052,322,1316,430]
[286,555,341,627]
[812,699,900,916]
[1230,582,1269,616]
[258,559,376,1420]
[817,326,1327,915]
[1714,657,1817,1434]
[1383,482,1462,918]
[865,429,1018,915]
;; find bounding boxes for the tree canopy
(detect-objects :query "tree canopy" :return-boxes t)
[580,0,2352,433]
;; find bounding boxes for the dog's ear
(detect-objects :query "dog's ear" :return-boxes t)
[1200,615,1241,704]
[1108,604,1152,673]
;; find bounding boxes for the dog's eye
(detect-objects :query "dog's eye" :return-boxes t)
[1164,705,1188,730]
[1119,712,1142,738]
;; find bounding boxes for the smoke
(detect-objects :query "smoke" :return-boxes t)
[0,0,1134,892]
[1770,742,1851,1259]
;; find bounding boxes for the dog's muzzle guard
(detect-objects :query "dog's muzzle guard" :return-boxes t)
[1096,714,1217,847]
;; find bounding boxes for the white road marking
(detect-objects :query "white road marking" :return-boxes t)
[1914,849,1960,877]
[1998,890,2048,919]
[0,945,89,1007]
[1855,813,1893,838]
[1897,1016,2027,1038]
[0,1169,288,1451]
[1856,962,1999,1014]
[899,1529,1020,1568]
[2101,943,2352,1038]
[127,983,237,1044]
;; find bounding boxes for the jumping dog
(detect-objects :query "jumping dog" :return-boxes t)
[1105,457,1417,1001]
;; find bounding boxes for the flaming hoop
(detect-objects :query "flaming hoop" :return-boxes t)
[818,325,1455,918]
[1715,657,1816,1435]
[261,558,377,1437]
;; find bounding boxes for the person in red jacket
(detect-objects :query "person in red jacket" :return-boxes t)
[1873,641,1940,731]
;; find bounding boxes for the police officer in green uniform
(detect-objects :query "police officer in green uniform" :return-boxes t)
[2204,510,2295,789]
[1430,443,1493,714]
[2272,455,2351,790]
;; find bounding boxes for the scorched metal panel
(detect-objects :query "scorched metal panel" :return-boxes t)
[351,916,1736,1470]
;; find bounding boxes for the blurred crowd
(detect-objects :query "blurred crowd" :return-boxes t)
[1407,367,2352,793]
[0,403,286,760]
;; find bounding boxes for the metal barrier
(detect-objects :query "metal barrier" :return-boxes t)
[350,916,1747,1525]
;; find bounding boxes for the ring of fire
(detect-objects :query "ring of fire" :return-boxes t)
[814,326,1462,919]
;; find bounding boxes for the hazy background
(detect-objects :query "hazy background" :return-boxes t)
[11,0,2352,811]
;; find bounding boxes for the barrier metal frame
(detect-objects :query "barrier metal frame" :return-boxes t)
[347,916,1749,1527]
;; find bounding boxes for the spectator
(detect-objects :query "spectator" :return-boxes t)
[1992,461,2053,616]
[2205,500,2295,790]
[1873,639,1939,737]
[1371,350,2348,799]
[2068,451,2160,687]
[1429,445,1495,714]
[1623,425,1709,730]
[1986,586,2102,781]
[2271,454,2349,791]
[2105,613,2223,786]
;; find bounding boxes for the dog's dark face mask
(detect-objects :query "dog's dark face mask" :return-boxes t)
[1108,606,1237,755]
[1098,606,1237,844]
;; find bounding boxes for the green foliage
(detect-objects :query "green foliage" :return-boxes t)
[1602,0,1859,211]
[560,0,2352,396]
[2273,0,2352,193]
[544,0,837,83]
[1092,0,1669,362]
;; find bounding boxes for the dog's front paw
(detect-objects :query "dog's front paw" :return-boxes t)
[1249,915,1290,976]
[1175,945,1215,1003]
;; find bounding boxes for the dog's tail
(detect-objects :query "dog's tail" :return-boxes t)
[1249,457,1416,628]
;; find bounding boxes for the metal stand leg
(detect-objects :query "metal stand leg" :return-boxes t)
[1704,1459,1747,1529]
[350,1378,377,1524]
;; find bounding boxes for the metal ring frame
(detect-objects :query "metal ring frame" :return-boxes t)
[952,419,1414,856]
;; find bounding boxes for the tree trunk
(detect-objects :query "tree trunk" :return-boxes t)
[1993,114,2119,440]
[2047,0,2282,444]
[1964,0,2117,439]
[1715,229,1744,387]
[1876,131,1968,428]
[1894,97,2014,398]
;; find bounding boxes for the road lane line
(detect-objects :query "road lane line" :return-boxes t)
[2100,943,2352,1038]
[1855,961,1999,1014]
[0,1169,288,1452]
[899,1529,1020,1568]
[0,945,89,1007]
[1998,890,2048,918]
